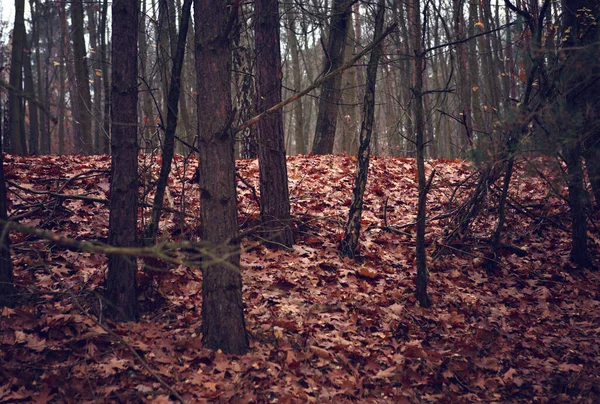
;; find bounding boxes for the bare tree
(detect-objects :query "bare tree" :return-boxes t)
[340,0,385,258]
[255,0,295,248]
[312,0,354,154]
[195,0,249,355]
[71,0,94,154]
[105,0,140,321]
[7,0,27,154]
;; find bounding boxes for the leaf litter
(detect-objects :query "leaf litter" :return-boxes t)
[1,153,599,402]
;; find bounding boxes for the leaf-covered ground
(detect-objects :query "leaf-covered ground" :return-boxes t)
[1,153,599,403]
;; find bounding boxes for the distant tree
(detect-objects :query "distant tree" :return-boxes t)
[255,0,294,248]
[105,0,140,321]
[99,0,110,155]
[195,0,249,355]
[71,0,94,155]
[312,0,353,155]
[283,0,306,155]
[23,28,39,154]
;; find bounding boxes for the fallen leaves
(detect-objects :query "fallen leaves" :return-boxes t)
[1,153,599,402]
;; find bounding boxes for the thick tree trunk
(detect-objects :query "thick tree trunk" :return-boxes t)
[311,0,352,155]
[8,0,27,155]
[336,14,359,155]
[195,0,249,355]
[255,0,294,248]
[71,0,94,155]
[340,0,385,258]
[105,0,140,322]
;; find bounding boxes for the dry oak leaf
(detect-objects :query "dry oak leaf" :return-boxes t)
[310,345,333,360]
[357,266,378,279]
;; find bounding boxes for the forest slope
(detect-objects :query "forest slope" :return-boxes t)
[1,154,599,403]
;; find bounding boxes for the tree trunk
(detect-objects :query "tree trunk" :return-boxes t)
[7,0,27,155]
[31,0,50,154]
[311,0,352,155]
[255,0,294,248]
[145,0,192,243]
[195,0,249,355]
[284,0,306,155]
[412,0,431,308]
[340,0,385,258]
[23,29,39,154]
[560,0,598,268]
[0,127,14,307]
[99,0,110,155]
[71,0,94,155]
[139,0,155,151]
[453,0,471,156]
[336,14,359,155]
[105,0,140,321]
[87,4,103,153]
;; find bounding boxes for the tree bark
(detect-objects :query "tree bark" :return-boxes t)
[195,0,249,355]
[340,0,385,258]
[0,129,14,306]
[105,0,140,321]
[99,0,110,155]
[336,14,359,155]
[412,0,431,307]
[311,0,353,155]
[71,0,94,155]
[87,4,103,153]
[7,0,27,155]
[255,0,294,248]
[559,0,598,268]
[23,29,39,154]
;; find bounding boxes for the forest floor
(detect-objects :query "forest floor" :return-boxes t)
[1,153,599,403]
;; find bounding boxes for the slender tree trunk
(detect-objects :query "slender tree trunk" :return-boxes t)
[8,0,27,155]
[340,0,385,258]
[412,0,431,307]
[99,0,110,155]
[106,0,140,321]
[71,0,94,155]
[23,30,39,154]
[453,0,471,156]
[311,0,352,155]
[31,0,50,154]
[144,0,192,243]
[87,4,102,152]
[139,0,155,152]
[195,0,249,355]
[255,0,295,248]
[284,0,306,155]
[0,126,14,306]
